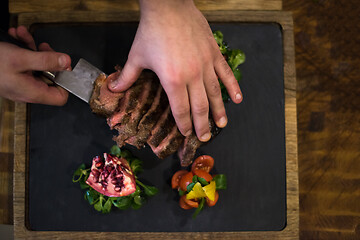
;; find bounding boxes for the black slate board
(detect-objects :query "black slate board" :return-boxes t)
[28,23,286,232]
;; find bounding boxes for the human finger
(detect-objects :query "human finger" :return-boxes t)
[38,42,53,51]
[163,81,193,137]
[16,48,71,72]
[8,28,17,38]
[108,57,143,92]
[204,69,227,128]
[39,42,72,71]
[16,26,37,50]
[17,75,69,106]
[214,54,243,103]
[188,78,211,142]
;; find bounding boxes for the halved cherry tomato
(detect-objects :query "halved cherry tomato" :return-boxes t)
[192,169,213,182]
[179,195,193,209]
[191,155,214,173]
[206,191,219,207]
[184,197,199,208]
[179,172,194,191]
[171,170,189,189]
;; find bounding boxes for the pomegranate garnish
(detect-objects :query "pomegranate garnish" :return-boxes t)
[86,153,136,197]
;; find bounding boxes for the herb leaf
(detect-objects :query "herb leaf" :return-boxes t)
[102,198,112,213]
[131,201,142,210]
[186,182,196,192]
[144,185,158,197]
[213,30,223,46]
[112,196,131,210]
[213,30,245,102]
[213,174,227,190]
[228,49,245,70]
[72,163,86,182]
[192,198,205,219]
[198,177,209,186]
[136,179,158,197]
[110,145,121,157]
[94,195,104,212]
[178,189,186,196]
[120,149,132,159]
[130,159,143,175]
[84,188,99,205]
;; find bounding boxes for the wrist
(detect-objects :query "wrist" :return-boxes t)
[139,0,195,16]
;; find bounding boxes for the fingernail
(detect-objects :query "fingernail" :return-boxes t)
[109,79,119,89]
[58,55,67,68]
[217,116,227,128]
[235,93,242,101]
[200,132,211,142]
[185,130,192,136]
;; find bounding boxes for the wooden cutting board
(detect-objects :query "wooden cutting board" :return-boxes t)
[13,10,298,239]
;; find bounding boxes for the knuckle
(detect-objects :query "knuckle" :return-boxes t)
[38,53,53,68]
[192,103,209,116]
[207,79,221,98]
[173,106,190,121]
[218,57,233,77]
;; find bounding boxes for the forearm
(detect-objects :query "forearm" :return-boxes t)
[139,0,195,16]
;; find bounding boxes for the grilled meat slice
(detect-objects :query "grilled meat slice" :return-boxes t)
[113,76,159,146]
[125,86,168,148]
[178,117,221,166]
[89,72,124,117]
[150,124,184,159]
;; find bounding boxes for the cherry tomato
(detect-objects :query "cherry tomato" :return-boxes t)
[179,172,194,191]
[179,195,193,209]
[192,169,213,182]
[171,170,189,189]
[206,191,219,207]
[191,155,214,173]
[184,197,199,208]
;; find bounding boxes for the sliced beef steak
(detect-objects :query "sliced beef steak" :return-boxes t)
[90,69,221,167]
[113,75,159,146]
[150,125,184,159]
[89,72,124,117]
[107,77,146,129]
[147,106,175,148]
[125,85,168,148]
[178,117,221,166]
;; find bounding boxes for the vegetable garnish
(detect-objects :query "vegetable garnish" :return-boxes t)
[72,145,158,213]
[213,30,246,102]
[171,155,227,218]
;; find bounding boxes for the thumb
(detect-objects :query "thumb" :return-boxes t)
[108,59,143,92]
[21,49,71,72]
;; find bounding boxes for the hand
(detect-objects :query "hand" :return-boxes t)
[0,26,71,105]
[109,0,242,142]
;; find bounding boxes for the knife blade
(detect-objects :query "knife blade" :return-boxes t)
[0,28,104,103]
[43,59,104,103]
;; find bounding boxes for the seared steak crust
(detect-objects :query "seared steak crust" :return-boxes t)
[90,69,221,166]
[89,72,123,117]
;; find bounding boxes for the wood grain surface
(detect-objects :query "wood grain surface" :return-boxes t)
[11,11,298,239]
[283,1,360,239]
[9,0,282,13]
[2,0,357,239]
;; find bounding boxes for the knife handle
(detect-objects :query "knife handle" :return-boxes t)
[0,28,56,81]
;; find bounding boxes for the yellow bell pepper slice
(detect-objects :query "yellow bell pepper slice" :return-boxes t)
[203,180,216,201]
[186,182,206,200]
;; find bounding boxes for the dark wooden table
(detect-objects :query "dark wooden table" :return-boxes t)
[1,0,359,239]
[283,1,360,239]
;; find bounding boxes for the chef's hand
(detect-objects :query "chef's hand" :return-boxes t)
[109,0,242,142]
[0,26,71,105]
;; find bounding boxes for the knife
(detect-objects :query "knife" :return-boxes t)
[0,28,104,103]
